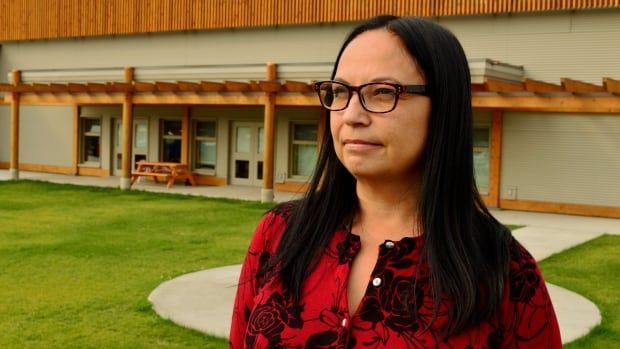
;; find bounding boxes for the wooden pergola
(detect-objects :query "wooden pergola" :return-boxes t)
[1,66,619,212]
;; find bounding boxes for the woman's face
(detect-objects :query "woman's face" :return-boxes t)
[331,29,431,183]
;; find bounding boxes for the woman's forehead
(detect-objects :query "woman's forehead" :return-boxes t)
[335,29,421,82]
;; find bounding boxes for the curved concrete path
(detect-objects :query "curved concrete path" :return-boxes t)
[149,210,620,344]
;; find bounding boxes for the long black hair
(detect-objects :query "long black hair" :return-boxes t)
[258,15,512,336]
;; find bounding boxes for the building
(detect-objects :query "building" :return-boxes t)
[0,0,619,217]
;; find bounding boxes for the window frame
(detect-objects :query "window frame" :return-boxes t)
[191,118,217,175]
[288,121,319,180]
[473,126,491,195]
[79,116,102,167]
[159,118,183,163]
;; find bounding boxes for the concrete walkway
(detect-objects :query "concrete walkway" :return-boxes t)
[2,170,619,344]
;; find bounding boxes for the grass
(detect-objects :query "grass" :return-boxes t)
[0,180,272,348]
[0,180,617,348]
[540,234,620,348]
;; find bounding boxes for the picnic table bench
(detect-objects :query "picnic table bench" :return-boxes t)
[130,161,197,188]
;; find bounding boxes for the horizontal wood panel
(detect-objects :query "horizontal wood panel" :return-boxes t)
[1,0,619,41]
[499,199,620,218]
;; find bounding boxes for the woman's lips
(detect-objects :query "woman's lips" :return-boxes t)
[343,139,382,150]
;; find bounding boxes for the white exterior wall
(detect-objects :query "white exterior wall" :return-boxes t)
[501,113,620,206]
[0,105,10,162]
[2,10,619,84]
[439,9,620,84]
[16,105,73,167]
[0,23,351,84]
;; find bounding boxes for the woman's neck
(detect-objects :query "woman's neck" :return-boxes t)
[354,177,422,243]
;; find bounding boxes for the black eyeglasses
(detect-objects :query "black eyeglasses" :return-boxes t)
[314,80,429,113]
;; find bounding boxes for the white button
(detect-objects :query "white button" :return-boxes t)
[341,318,348,327]
[385,241,395,249]
[372,277,382,287]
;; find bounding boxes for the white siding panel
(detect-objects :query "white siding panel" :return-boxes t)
[440,9,620,84]
[0,23,354,84]
[19,106,73,167]
[501,113,620,206]
[0,105,10,162]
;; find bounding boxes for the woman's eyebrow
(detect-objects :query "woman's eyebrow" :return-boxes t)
[332,77,402,84]
[369,76,399,83]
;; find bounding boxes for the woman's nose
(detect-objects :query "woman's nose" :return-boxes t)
[340,92,370,125]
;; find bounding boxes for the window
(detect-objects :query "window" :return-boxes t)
[194,120,216,171]
[473,128,490,194]
[290,123,318,177]
[161,120,182,163]
[81,117,101,164]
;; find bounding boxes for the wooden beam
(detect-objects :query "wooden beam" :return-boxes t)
[488,110,503,207]
[13,84,34,93]
[109,82,133,93]
[33,83,52,93]
[499,199,620,219]
[155,81,179,92]
[249,81,262,92]
[258,80,282,93]
[224,80,250,92]
[49,83,68,93]
[72,104,79,174]
[68,83,88,93]
[485,78,524,93]
[262,63,277,202]
[19,94,125,104]
[87,82,108,93]
[318,107,326,152]
[134,82,155,92]
[133,94,264,105]
[0,83,13,92]
[523,78,563,93]
[121,67,134,189]
[603,77,620,94]
[178,81,200,92]
[200,81,225,92]
[10,70,21,179]
[181,106,190,165]
[561,78,605,93]
[472,95,620,113]
[283,80,313,93]
[471,83,488,92]
[275,94,321,106]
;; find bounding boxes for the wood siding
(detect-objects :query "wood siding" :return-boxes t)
[1,0,619,41]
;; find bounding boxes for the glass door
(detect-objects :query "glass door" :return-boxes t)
[230,121,264,186]
[113,118,149,175]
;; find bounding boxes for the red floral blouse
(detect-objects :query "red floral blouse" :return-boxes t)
[229,211,562,348]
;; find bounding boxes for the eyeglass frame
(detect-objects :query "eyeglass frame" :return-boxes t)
[313,80,430,113]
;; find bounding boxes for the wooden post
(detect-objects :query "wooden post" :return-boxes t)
[261,63,277,203]
[9,70,21,180]
[317,107,327,152]
[120,67,134,190]
[181,106,190,165]
[71,104,80,175]
[489,110,503,207]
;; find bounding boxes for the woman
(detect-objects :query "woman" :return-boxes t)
[229,15,561,348]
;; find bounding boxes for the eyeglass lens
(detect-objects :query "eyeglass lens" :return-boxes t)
[318,82,398,112]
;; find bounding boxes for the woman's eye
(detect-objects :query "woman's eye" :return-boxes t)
[372,88,395,96]
[332,87,348,97]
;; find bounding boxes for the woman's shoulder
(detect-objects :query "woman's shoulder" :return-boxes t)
[248,200,300,253]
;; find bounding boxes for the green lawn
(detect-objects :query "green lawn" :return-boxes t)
[0,180,272,348]
[0,180,617,348]
[540,234,620,348]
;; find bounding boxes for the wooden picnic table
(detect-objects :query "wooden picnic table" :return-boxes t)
[130,161,197,188]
